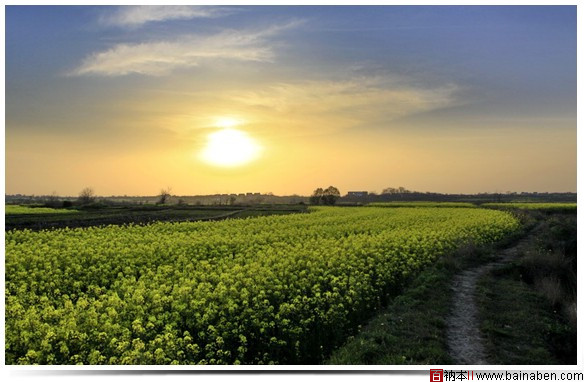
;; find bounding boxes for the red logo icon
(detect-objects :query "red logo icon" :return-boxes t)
[430,369,443,382]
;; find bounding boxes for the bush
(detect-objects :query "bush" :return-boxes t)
[78,187,95,205]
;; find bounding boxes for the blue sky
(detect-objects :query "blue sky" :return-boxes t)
[5,6,577,195]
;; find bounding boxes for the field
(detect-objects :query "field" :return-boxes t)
[481,203,577,211]
[5,205,80,214]
[325,207,577,365]
[5,206,520,365]
[367,202,476,208]
[4,204,306,231]
[6,4,577,371]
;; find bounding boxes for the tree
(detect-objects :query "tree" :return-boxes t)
[322,186,341,205]
[310,186,341,205]
[78,187,95,205]
[382,186,411,195]
[157,187,172,205]
[310,188,324,205]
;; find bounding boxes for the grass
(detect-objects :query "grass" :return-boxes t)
[476,265,576,364]
[476,211,576,365]
[5,205,80,214]
[518,213,577,318]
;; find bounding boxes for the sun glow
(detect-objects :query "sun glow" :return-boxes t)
[214,117,242,129]
[200,128,261,167]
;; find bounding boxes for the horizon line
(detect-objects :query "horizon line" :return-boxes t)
[5,191,578,199]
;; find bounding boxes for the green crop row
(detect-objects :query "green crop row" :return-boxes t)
[367,202,476,208]
[481,203,576,211]
[6,207,519,365]
[5,205,79,215]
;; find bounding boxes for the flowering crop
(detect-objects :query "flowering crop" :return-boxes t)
[368,202,476,208]
[5,207,519,365]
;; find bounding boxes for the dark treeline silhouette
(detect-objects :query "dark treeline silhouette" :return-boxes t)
[5,192,309,207]
[5,189,576,207]
[340,189,576,204]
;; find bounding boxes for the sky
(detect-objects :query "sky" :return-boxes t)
[5,5,577,196]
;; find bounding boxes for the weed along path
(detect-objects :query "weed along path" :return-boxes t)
[446,225,540,364]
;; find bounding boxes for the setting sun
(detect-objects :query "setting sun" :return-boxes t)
[200,128,261,167]
[4,6,577,368]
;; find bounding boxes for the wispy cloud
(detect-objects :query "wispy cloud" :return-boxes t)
[70,21,303,77]
[229,76,460,132]
[99,5,236,28]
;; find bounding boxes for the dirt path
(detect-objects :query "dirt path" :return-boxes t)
[446,225,541,364]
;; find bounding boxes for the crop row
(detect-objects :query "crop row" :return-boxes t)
[5,205,79,215]
[367,202,476,208]
[481,202,576,211]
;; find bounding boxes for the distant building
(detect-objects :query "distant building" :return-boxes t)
[347,191,368,197]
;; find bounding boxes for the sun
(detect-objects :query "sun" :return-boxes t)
[200,127,261,167]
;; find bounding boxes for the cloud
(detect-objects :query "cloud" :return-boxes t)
[99,5,236,28]
[70,21,303,77]
[228,76,460,131]
[129,74,461,140]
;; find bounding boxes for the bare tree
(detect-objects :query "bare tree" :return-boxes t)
[78,187,95,205]
[382,187,397,195]
[157,187,172,205]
